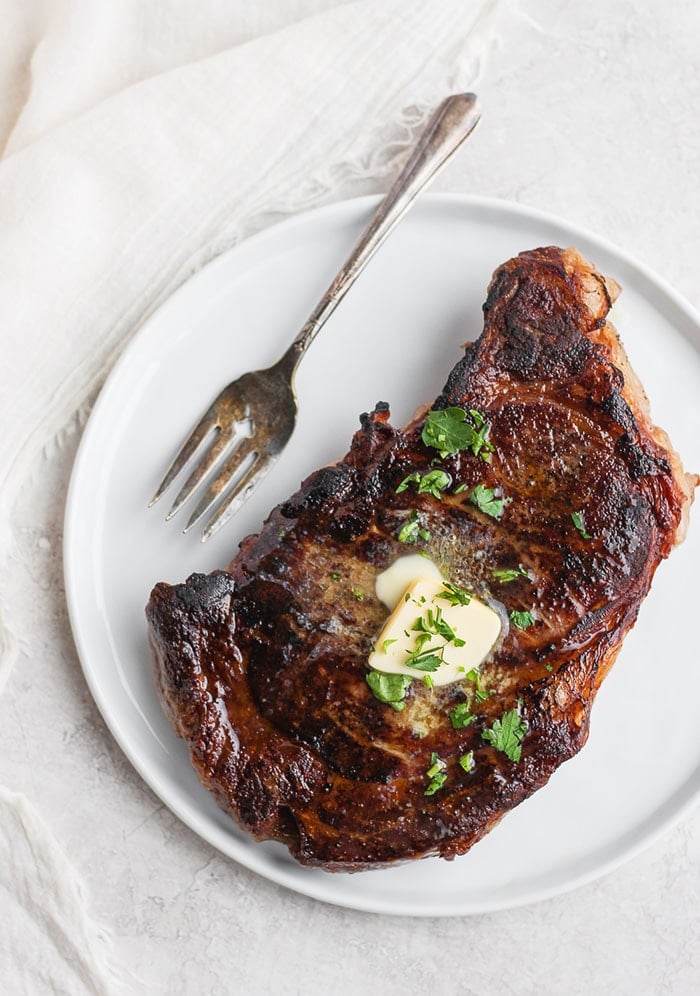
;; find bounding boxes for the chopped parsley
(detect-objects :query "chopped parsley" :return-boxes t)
[438,582,472,607]
[509,609,535,630]
[400,597,473,675]
[449,703,477,729]
[465,666,490,702]
[421,407,494,461]
[396,471,420,493]
[492,565,529,583]
[366,671,412,711]
[330,572,341,580]
[397,509,431,544]
[481,708,528,762]
[459,751,475,773]
[571,510,592,540]
[468,483,505,519]
[404,646,444,672]
[413,605,465,646]
[423,674,434,689]
[424,752,447,795]
[396,468,451,500]
[352,587,364,601]
[381,638,398,653]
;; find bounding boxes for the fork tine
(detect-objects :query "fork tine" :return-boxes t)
[183,437,257,533]
[201,453,276,542]
[165,425,238,521]
[149,407,218,506]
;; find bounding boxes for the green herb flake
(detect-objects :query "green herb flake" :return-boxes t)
[453,482,468,494]
[492,565,529,584]
[381,638,398,654]
[352,587,364,602]
[509,609,535,630]
[418,468,451,500]
[465,666,491,702]
[404,647,444,672]
[330,572,341,580]
[397,509,431,544]
[468,483,505,519]
[544,664,554,673]
[424,772,447,796]
[459,751,475,773]
[424,752,447,795]
[450,703,477,729]
[481,708,528,762]
[426,752,444,777]
[397,468,451,501]
[421,407,495,461]
[438,582,472,607]
[423,674,434,689]
[396,471,420,494]
[366,671,412,711]
[571,510,592,540]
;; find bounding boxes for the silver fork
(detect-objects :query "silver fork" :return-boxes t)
[150,92,481,540]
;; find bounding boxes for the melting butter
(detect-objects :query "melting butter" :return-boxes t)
[368,576,502,687]
[375,554,443,610]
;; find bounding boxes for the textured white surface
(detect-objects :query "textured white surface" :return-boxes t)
[1,1,700,994]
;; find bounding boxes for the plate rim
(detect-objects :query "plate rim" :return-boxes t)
[63,192,700,917]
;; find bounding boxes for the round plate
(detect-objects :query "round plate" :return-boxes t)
[64,195,700,916]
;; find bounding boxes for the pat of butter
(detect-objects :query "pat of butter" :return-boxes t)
[368,577,501,687]
[375,553,443,610]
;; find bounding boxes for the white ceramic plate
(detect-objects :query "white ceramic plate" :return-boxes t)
[64,195,700,916]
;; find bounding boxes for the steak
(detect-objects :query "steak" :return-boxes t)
[146,246,696,870]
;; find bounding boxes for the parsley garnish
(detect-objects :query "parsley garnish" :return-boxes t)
[397,509,431,544]
[396,471,420,493]
[459,751,475,773]
[509,609,535,630]
[381,638,398,653]
[397,468,451,500]
[413,606,465,646]
[404,646,444,672]
[424,752,447,795]
[450,703,477,729]
[492,565,528,583]
[423,674,434,689]
[465,666,490,702]
[421,407,494,461]
[468,483,505,519]
[352,587,364,601]
[438,582,472,606]
[571,510,592,540]
[482,709,528,762]
[366,671,412,711]
[330,572,341,580]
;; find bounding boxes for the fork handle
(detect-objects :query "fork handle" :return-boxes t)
[280,93,481,371]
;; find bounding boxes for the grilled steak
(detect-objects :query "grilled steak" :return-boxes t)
[147,246,696,870]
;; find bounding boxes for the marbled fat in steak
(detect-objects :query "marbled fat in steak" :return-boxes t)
[146,247,696,870]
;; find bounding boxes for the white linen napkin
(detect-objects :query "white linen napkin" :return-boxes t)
[0,1,509,990]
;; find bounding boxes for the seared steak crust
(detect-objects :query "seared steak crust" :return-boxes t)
[147,247,695,870]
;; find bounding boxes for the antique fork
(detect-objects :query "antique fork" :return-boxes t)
[150,93,481,540]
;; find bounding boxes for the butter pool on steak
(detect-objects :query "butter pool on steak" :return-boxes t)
[147,246,696,870]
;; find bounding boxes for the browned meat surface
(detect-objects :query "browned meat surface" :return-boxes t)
[146,246,696,870]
